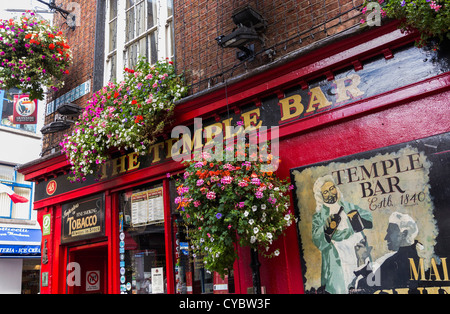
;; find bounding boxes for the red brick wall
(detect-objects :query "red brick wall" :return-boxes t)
[174,0,364,94]
[42,0,97,154]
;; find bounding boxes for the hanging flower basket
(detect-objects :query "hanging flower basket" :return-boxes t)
[361,0,449,46]
[175,140,295,277]
[0,11,73,100]
[60,58,187,182]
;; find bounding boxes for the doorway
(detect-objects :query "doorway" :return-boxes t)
[67,242,108,294]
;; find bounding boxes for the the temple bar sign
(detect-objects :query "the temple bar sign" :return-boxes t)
[61,194,105,244]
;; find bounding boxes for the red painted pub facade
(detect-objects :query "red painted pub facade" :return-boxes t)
[19,21,450,294]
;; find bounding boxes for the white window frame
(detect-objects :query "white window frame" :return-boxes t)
[104,0,174,84]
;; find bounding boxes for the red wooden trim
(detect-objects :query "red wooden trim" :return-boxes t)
[109,193,120,294]
[163,179,175,294]
[278,72,450,140]
[22,155,69,180]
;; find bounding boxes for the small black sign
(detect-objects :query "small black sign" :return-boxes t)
[61,194,105,244]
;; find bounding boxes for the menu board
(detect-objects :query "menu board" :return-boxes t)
[131,187,164,226]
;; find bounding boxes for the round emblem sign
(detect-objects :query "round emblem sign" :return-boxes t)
[46,180,57,196]
[15,96,36,117]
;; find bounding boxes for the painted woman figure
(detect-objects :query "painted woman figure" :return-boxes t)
[311,175,373,294]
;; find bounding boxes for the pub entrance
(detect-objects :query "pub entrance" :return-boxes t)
[67,242,108,294]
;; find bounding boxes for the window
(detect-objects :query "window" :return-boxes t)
[0,165,33,220]
[107,0,118,83]
[119,183,167,294]
[105,0,174,83]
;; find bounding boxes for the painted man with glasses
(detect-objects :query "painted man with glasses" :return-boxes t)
[311,175,373,294]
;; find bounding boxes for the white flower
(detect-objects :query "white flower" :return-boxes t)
[266,232,273,240]
[252,205,257,212]
[253,227,259,234]
[261,204,266,210]
[249,219,254,225]
[250,236,256,244]
[274,249,280,256]
[244,211,249,217]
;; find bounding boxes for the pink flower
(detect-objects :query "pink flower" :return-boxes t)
[238,180,248,187]
[206,191,216,200]
[196,179,204,186]
[221,176,233,184]
[255,191,263,199]
[251,177,261,185]
[193,200,201,207]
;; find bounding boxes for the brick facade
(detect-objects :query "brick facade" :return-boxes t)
[42,0,100,155]
[174,0,364,94]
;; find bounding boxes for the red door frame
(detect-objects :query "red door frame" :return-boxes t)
[67,242,108,294]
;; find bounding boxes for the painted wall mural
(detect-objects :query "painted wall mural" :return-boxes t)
[291,132,450,294]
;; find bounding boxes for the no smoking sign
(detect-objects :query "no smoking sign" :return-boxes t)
[86,271,100,291]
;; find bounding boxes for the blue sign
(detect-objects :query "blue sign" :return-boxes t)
[0,227,41,257]
[0,245,40,256]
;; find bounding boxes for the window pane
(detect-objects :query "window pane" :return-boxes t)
[167,0,173,17]
[139,36,148,60]
[126,0,135,10]
[0,165,14,181]
[128,43,138,69]
[109,0,117,19]
[0,192,10,218]
[109,53,117,82]
[126,8,135,42]
[119,185,167,294]
[147,0,157,29]
[15,172,26,184]
[165,21,173,59]
[136,1,145,36]
[173,216,214,294]
[11,187,30,219]
[109,19,117,52]
[149,32,157,65]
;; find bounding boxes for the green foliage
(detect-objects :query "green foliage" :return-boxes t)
[60,58,187,182]
[0,11,73,100]
[175,141,295,276]
[362,0,449,46]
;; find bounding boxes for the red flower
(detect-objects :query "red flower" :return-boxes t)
[134,115,144,124]
[49,43,55,50]
[114,92,119,98]
[131,100,137,105]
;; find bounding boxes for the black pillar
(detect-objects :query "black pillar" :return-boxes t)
[250,248,261,294]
